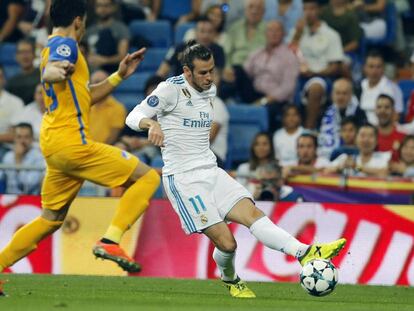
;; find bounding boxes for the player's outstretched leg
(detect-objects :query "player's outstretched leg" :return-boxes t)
[227,199,347,265]
[0,216,63,272]
[205,223,256,298]
[93,164,160,272]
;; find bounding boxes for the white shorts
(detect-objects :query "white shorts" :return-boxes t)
[163,166,253,234]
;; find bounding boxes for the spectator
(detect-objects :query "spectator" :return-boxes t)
[6,39,41,105]
[85,0,130,73]
[88,71,127,145]
[290,0,344,129]
[375,94,405,161]
[389,135,414,178]
[231,20,299,132]
[273,104,304,166]
[184,4,228,48]
[119,0,156,24]
[249,161,304,202]
[17,0,51,48]
[0,123,45,194]
[152,0,201,25]
[210,97,229,168]
[318,78,366,158]
[350,0,387,40]
[222,0,266,83]
[264,0,303,37]
[236,132,275,187]
[0,0,25,43]
[200,1,245,28]
[11,83,45,142]
[360,51,404,125]
[157,18,225,84]
[283,132,329,178]
[329,117,359,161]
[283,132,331,177]
[0,65,25,159]
[328,123,390,177]
[321,0,363,54]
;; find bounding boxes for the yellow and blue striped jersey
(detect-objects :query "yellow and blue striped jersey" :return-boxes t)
[39,35,91,156]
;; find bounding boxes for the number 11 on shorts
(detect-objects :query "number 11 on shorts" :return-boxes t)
[189,195,206,214]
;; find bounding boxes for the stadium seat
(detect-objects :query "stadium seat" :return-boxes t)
[366,3,397,46]
[116,72,153,93]
[398,79,414,113]
[113,93,144,112]
[2,64,20,79]
[225,105,269,168]
[129,20,172,48]
[140,48,168,72]
[174,22,195,44]
[0,43,17,65]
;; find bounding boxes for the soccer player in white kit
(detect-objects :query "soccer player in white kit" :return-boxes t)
[126,42,347,298]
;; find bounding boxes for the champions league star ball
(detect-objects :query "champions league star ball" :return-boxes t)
[300,259,338,297]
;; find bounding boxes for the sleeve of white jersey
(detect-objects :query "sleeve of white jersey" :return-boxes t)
[126,81,178,131]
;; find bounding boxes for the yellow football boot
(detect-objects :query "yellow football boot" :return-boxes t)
[223,277,256,298]
[299,238,347,266]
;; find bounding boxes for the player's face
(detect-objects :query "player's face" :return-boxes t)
[297,137,316,164]
[187,56,215,91]
[375,98,394,127]
[401,139,414,165]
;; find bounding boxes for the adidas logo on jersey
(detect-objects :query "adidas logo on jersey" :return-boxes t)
[186,101,193,106]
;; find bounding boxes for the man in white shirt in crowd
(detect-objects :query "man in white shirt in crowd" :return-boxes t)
[11,83,45,142]
[360,50,403,125]
[125,42,346,299]
[0,123,45,194]
[0,65,25,159]
[289,0,344,129]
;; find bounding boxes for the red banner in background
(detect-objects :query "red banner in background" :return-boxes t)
[135,200,414,286]
[0,195,53,274]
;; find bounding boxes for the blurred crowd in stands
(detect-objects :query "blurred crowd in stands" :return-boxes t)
[1,0,414,200]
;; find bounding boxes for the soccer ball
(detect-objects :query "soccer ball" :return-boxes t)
[300,259,338,297]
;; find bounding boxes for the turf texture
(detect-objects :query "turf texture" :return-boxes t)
[0,274,413,311]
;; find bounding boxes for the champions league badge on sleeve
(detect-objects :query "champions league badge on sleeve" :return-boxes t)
[147,95,159,107]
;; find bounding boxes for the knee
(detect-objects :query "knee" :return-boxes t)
[128,167,161,187]
[217,237,237,253]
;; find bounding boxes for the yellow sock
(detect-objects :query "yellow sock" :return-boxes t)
[0,217,63,269]
[103,169,160,243]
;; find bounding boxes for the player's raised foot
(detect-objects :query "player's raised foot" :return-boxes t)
[299,238,347,266]
[92,241,141,273]
[223,277,256,298]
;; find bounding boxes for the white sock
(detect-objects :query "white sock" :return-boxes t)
[213,248,237,282]
[250,216,309,258]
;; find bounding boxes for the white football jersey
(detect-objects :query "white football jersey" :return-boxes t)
[127,74,217,175]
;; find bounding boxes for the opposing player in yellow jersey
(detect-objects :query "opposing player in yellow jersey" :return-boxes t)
[0,0,160,273]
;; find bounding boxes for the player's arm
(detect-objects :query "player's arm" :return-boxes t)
[42,61,75,83]
[126,82,177,147]
[89,48,146,105]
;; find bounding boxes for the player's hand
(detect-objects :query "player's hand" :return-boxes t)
[148,121,164,147]
[118,48,146,80]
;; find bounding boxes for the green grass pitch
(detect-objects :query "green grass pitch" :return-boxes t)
[0,274,413,311]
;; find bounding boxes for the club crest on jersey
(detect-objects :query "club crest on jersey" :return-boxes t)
[181,88,191,98]
[121,150,131,160]
[56,44,71,57]
[200,215,208,224]
[147,95,159,107]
